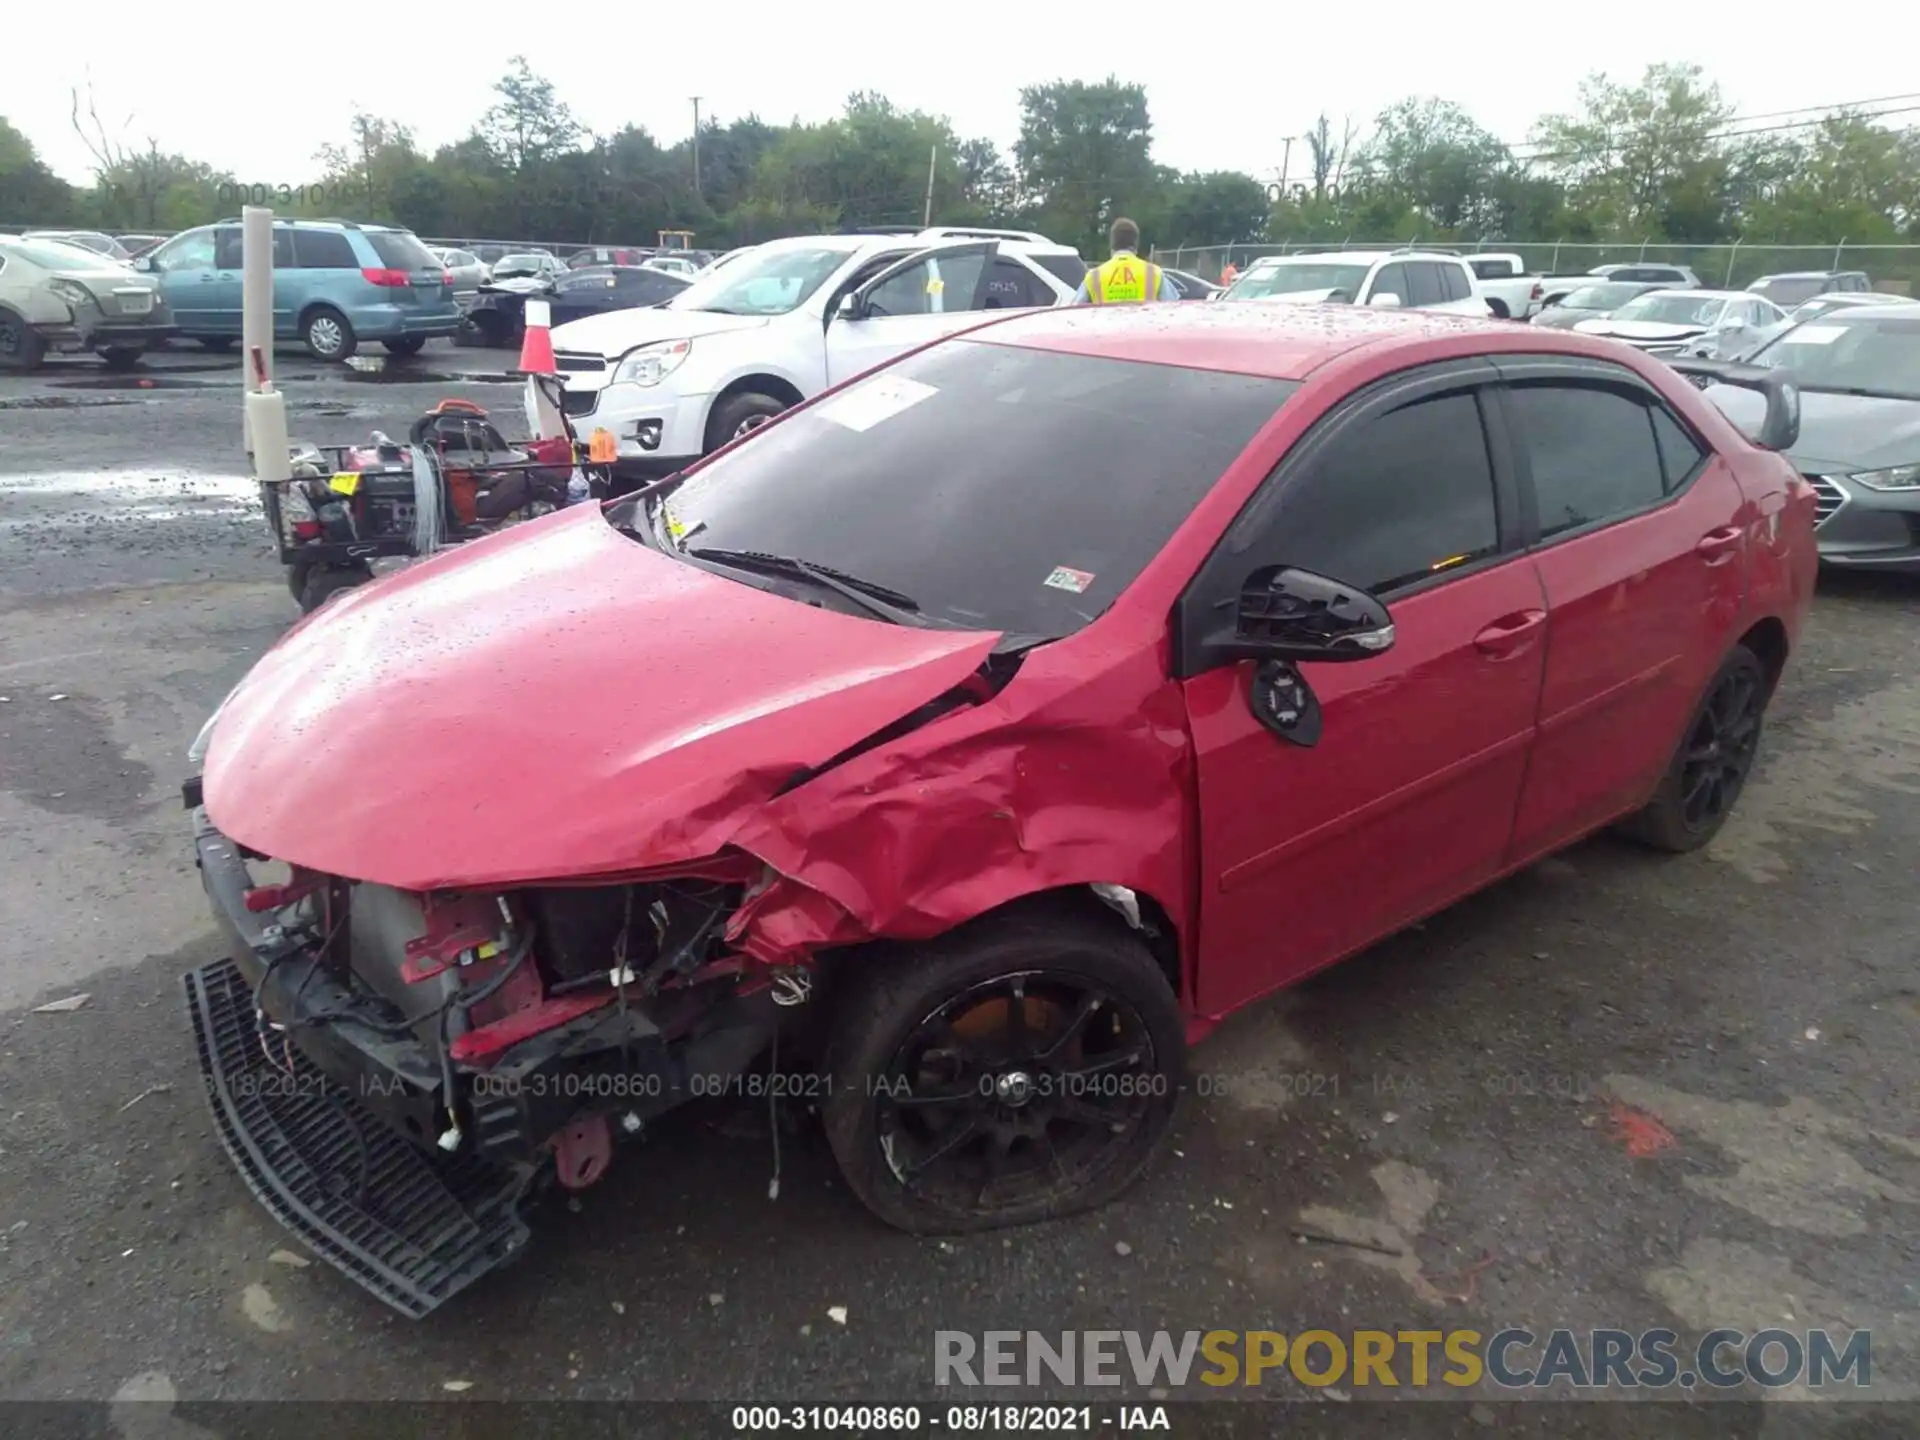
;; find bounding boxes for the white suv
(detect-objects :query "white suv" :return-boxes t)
[1220,250,1490,317]
[548,227,1085,474]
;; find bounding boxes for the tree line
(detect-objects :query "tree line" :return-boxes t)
[3,60,1916,258]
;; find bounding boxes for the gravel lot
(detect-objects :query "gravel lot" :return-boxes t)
[0,341,1915,1434]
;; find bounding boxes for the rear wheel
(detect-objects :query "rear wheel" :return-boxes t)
[1486,298,1511,319]
[823,905,1185,1234]
[383,336,426,357]
[1617,645,1769,852]
[303,307,357,362]
[0,308,45,372]
[98,345,145,369]
[704,392,787,452]
[197,335,234,352]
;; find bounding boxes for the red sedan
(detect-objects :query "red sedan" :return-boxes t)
[184,301,1816,1314]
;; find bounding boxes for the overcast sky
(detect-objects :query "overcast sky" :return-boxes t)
[10,10,1918,188]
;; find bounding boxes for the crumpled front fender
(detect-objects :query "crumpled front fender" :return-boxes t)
[722,641,1197,1000]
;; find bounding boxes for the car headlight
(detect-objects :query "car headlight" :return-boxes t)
[48,278,96,311]
[1850,463,1920,491]
[613,338,692,387]
[187,686,241,766]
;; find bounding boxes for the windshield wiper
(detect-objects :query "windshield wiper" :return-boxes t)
[684,547,938,626]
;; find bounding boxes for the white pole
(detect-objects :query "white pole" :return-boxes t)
[923,145,937,229]
[241,206,274,451]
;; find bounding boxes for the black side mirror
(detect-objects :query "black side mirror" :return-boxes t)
[1225,566,1395,664]
[835,292,864,323]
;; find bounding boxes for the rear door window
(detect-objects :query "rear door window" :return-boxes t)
[983,257,1047,308]
[1508,381,1669,538]
[1369,263,1410,304]
[293,230,358,269]
[213,227,243,270]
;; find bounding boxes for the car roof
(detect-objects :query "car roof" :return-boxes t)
[969,300,1559,380]
[1635,288,1745,301]
[1756,270,1864,280]
[1252,249,1463,267]
[1795,302,1920,321]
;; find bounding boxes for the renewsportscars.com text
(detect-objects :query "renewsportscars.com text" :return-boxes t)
[934,1328,1872,1391]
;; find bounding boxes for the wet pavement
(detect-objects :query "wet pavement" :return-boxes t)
[0,344,1917,1432]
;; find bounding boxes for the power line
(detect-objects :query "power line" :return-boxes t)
[1510,96,1920,163]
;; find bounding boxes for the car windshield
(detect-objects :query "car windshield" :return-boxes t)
[1748,312,1920,399]
[646,341,1297,637]
[1561,283,1645,311]
[1224,262,1372,302]
[5,238,114,273]
[1613,294,1727,326]
[666,244,853,316]
[496,254,548,274]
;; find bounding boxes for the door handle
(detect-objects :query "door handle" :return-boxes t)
[1473,609,1546,655]
[1696,526,1743,563]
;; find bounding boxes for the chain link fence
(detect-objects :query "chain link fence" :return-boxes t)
[1152,240,1920,294]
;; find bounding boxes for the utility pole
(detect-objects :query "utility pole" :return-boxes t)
[923,144,937,228]
[691,97,703,201]
[1279,136,1294,196]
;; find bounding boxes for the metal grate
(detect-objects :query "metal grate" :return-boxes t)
[553,352,605,374]
[1802,473,1846,527]
[184,958,532,1318]
[561,389,598,417]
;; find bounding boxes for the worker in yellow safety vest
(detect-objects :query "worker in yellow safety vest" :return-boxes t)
[1075,217,1180,305]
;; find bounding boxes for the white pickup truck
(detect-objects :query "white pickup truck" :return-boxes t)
[1461,253,1546,320]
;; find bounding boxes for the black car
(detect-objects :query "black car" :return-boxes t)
[463,265,692,347]
[1162,267,1221,301]
[1706,304,1920,574]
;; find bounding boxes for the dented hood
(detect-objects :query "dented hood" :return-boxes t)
[203,505,998,890]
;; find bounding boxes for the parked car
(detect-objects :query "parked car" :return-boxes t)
[1161,267,1222,301]
[492,252,569,284]
[137,219,461,361]
[642,254,701,279]
[1715,291,1917,363]
[0,234,173,370]
[548,226,1083,475]
[431,247,492,298]
[1711,303,1920,573]
[697,246,756,276]
[1220,250,1489,317]
[115,233,169,259]
[1461,252,1547,319]
[465,264,692,346]
[567,246,648,269]
[181,299,1814,1315]
[23,229,134,263]
[1573,289,1786,358]
[1588,262,1703,288]
[1745,271,1875,309]
[1530,281,1667,330]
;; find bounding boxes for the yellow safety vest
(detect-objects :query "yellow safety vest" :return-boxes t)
[1086,252,1162,305]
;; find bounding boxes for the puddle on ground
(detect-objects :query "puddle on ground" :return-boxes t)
[0,395,143,410]
[44,375,229,392]
[0,468,259,526]
[337,357,520,384]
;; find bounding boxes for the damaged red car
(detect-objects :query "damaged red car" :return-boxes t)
[182,301,1816,1316]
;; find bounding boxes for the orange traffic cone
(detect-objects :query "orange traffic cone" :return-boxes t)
[518,298,556,376]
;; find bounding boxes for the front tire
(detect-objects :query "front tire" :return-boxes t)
[704,391,787,452]
[303,307,357,362]
[197,335,235,352]
[383,336,426,357]
[0,308,45,372]
[297,562,373,613]
[1617,645,1770,852]
[823,904,1185,1234]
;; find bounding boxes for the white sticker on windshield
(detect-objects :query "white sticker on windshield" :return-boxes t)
[1043,566,1096,595]
[817,375,937,432]
[1790,324,1847,344]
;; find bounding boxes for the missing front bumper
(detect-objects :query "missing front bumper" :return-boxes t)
[184,957,531,1318]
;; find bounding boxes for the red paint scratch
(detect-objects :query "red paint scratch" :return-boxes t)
[1609,1102,1677,1157]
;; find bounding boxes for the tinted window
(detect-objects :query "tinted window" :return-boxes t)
[983,257,1044,309]
[1032,253,1088,288]
[213,227,242,269]
[1270,390,1499,595]
[624,269,686,302]
[1470,257,1517,280]
[1510,383,1667,538]
[271,230,294,268]
[652,344,1296,636]
[1370,263,1410,303]
[293,230,357,269]
[1649,406,1707,491]
[366,230,438,270]
[1439,264,1470,302]
[1406,262,1446,307]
